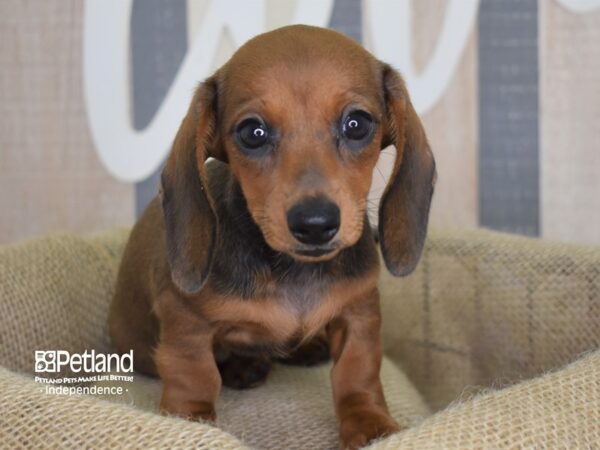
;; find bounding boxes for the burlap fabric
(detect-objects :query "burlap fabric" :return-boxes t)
[0,228,598,449]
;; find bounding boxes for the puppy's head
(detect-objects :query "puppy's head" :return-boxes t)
[161,25,436,295]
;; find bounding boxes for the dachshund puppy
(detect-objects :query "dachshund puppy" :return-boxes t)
[110,25,435,449]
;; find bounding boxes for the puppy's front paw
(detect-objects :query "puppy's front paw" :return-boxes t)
[160,397,216,423]
[339,409,400,449]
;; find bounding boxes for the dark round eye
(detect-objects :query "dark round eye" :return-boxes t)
[236,118,269,150]
[342,111,373,141]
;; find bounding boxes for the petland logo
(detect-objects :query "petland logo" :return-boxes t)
[34,350,134,396]
[35,350,133,373]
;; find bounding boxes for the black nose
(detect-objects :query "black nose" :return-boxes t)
[287,197,340,246]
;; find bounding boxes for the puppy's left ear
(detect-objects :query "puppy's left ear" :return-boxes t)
[378,64,436,276]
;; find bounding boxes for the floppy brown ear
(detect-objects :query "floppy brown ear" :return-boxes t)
[378,64,436,277]
[160,77,219,295]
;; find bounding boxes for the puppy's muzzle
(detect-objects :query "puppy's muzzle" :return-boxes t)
[286,197,340,255]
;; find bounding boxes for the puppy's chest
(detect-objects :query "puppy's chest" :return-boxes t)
[207,278,343,348]
[273,276,328,315]
[205,233,378,349]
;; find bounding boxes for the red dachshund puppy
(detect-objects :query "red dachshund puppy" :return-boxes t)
[110,25,435,449]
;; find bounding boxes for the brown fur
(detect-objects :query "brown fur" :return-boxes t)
[110,25,436,449]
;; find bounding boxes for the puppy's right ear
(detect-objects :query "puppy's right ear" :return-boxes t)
[160,77,219,296]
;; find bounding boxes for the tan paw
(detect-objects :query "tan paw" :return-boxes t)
[339,410,400,449]
[160,398,216,423]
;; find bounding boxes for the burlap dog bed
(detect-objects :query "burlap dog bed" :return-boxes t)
[1,228,599,449]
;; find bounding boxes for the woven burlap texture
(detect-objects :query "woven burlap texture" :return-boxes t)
[0,228,599,449]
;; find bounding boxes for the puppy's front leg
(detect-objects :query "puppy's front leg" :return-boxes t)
[154,293,220,422]
[328,288,400,449]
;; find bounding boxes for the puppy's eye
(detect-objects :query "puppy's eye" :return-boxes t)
[342,111,373,141]
[236,119,269,150]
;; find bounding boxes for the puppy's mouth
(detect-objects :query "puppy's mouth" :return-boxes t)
[290,243,341,262]
[296,248,334,257]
